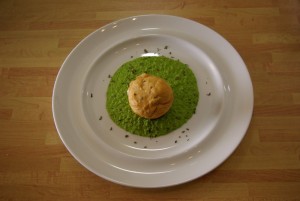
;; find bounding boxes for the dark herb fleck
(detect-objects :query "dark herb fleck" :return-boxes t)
[186,128,189,131]
[182,130,185,133]
[206,92,211,96]
[125,135,129,138]
[144,49,148,53]
[134,141,137,144]
[99,116,102,120]
[110,127,113,131]
[175,140,177,143]
[130,56,133,58]
[90,93,93,98]
[108,74,111,78]
[164,45,168,49]
[144,146,147,149]
[169,52,172,55]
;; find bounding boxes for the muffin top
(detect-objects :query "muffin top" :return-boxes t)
[127,73,173,119]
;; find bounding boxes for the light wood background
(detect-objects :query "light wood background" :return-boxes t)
[1,0,300,200]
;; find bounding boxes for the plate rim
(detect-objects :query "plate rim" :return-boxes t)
[52,14,254,188]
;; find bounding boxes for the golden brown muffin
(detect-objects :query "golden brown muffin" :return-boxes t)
[127,73,173,119]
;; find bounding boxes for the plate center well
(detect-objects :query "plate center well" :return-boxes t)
[81,35,225,159]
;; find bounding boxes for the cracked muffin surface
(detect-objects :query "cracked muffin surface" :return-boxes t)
[127,73,174,119]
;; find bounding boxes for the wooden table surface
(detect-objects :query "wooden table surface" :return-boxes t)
[1,0,300,200]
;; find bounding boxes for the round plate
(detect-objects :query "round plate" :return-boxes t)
[52,14,253,188]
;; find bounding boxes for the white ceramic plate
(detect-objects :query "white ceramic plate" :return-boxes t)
[52,15,253,188]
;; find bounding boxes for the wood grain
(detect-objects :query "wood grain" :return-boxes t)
[0,0,300,200]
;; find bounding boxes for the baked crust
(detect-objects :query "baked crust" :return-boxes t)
[127,73,173,119]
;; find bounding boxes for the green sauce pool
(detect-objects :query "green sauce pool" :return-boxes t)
[106,56,199,138]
